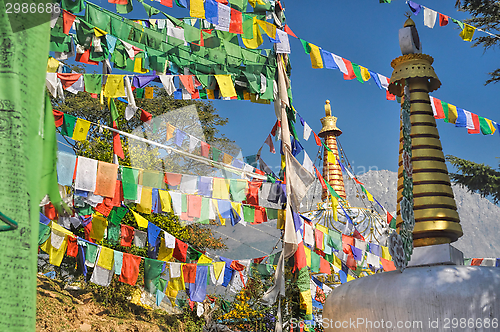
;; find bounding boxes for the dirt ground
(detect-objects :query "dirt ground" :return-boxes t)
[36,275,187,332]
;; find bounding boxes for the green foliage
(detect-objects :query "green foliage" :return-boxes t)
[446,155,500,203]
[455,0,500,84]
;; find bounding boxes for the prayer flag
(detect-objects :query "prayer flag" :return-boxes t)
[215,75,237,97]
[94,161,119,198]
[407,1,421,15]
[119,253,142,285]
[430,96,445,119]
[360,66,371,81]
[229,8,243,34]
[342,58,356,80]
[103,75,126,98]
[447,104,458,124]
[308,43,323,69]
[242,16,263,49]
[486,118,496,135]
[190,0,205,18]
[132,210,149,228]
[468,113,480,134]
[284,24,297,38]
[478,116,492,135]
[439,13,449,26]
[459,24,475,42]
[72,118,90,141]
[423,7,437,28]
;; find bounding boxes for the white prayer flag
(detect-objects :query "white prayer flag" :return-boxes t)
[423,7,437,28]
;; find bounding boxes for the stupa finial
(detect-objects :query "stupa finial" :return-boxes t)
[325,100,331,117]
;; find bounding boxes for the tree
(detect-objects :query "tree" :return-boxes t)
[446,155,500,203]
[455,0,500,84]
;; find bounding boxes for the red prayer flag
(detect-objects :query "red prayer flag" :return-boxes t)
[179,75,195,94]
[229,260,245,271]
[182,263,197,283]
[191,89,200,99]
[200,141,210,157]
[112,121,125,159]
[95,202,112,216]
[66,236,78,257]
[229,8,243,34]
[57,73,81,89]
[264,134,275,153]
[52,110,64,127]
[352,229,365,241]
[319,257,331,274]
[215,0,228,3]
[270,120,280,136]
[253,256,267,264]
[244,181,262,205]
[253,206,267,224]
[284,24,297,38]
[386,89,396,101]
[118,253,142,285]
[187,194,202,218]
[471,258,483,266]
[468,113,481,134]
[342,59,356,80]
[293,242,307,272]
[160,0,173,6]
[346,253,357,271]
[342,234,354,254]
[314,166,327,190]
[120,224,134,247]
[76,48,99,65]
[109,180,124,207]
[44,203,58,220]
[62,10,76,35]
[314,229,323,250]
[84,222,93,242]
[173,239,188,262]
[140,109,153,122]
[439,13,449,26]
[164,172,182,186]
[432,97,445,119]
[380,258,396,271]
[313,132,321,146]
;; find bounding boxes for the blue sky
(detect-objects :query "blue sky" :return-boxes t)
[58,0,500,177]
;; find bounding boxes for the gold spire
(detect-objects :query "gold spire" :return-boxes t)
[389,24,463,247]
[318,100,346,201]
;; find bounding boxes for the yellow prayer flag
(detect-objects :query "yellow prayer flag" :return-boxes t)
[331,196,338,221]
[327,150,336,164]
[256,19,276,39]
[214,201,225,226]
[299,290,313,315]
[158,190,173,213]
[242,17,263,49]
[166,123,175,141]
[333,255,342,269]
[214,75,237,98]
[90,215,108,241]
[347,274,355,282]
[281,155,285,169]
[133,57,149,74]
[277,209,285,229]
[97,247,114,270]
[72,118,91,141]
[158,241,174,261]
[198,255,213,264]
[223,153,233,165]
[94,27,107,37]
[40,233,68,267]
[486,118,496,135]
[459,24,475,42]
[51,221,74,237]
[137,187,153,214]
[47,57,60,73]
[212,178,230,200]
[309,43,323,69]
[248,0,266,7]
[206,89,215,99]
[103,75,126,98]
[132,210,149,228]
[448,104,458,124]
[144,86,154,99]
[168,276,185,292]
[190,0,205,19]
[381,246,392,261]
[366,190,374,202]
[250,93,270,104]
[213,261,225,280]
[360,66,371,81]
[304,246,311,267]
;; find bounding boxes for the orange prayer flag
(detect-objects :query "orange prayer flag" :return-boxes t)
[94,161,119,198]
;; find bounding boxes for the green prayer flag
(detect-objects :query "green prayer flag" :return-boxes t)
[144,258,164,294]
[242,14,254,40]
[38,223,51,245]
[451,18,464,30]
[266,208,278,220]
[61,0,85,13]
[479,117,492,135]
[229,0,248,11]
[243,205,255,223]
[78,204,93,216]
[181,194,187,213]
[86,3,111,31]
[199,89,208,99]
[109,98,119,123]
[229,179,247,202]
[110,16,132,40]
[389,217,397,230]
[50,24,72,53]
[184,25,201,44]
[142,170,164,188]
[328,229,342,250]
[108,206,129,225]
[351,63,364,83]
[199,197,210,224]
[243,71,260,94]
[121,167,139,200]
[60,114,77,137]
[296,267,310,292]
[441,101,450,123]
[107,222,121,245]
[141,1,161,17]
[136,88,145,98]
[211,147,221,161]
[300,39,311,54]
[84,74,102,94]
[311,251,320,273]
[86,244,99,265]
